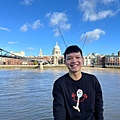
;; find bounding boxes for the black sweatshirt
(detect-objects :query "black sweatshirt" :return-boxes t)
[52,72,104,120]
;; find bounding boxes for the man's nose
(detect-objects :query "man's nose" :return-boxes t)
[72,58,77,62]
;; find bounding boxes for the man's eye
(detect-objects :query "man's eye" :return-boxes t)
[67,58,71,60]
[76,56,81,59]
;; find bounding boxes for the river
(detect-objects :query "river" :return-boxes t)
[0,68,120,120]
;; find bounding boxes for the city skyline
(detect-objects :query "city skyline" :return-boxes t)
[1,41,120,57]
[0,0,120,56]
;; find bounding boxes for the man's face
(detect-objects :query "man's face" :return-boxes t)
[65,52,83,73]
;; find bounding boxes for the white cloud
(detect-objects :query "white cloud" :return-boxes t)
[53,28,59,37]
[20,23,29,32]
[31,20,42,30]
[27,47,34,50]
[102,0,117,4]
[46,12,71,36]
[8,41,18,44]
[0,26,10,31]
[78,0,120,21]
[45,12,51,17]
[20,0,34,6]
[80,29,105,43]
[20,20,42,32]
[50,12,68,26]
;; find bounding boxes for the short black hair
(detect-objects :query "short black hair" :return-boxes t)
[63,45,83,58]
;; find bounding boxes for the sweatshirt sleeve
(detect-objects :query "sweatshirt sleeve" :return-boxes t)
[52,81,66,120]
[94,77,104,120]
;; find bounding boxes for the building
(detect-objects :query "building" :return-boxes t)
[104,51,120,66]
[84,52,104,67]
[1,42,120,67]
[10,51,25,57]
[39,49,42,57]
[24,42,64,65]
[1,51,27,65]
[51,42,64,65]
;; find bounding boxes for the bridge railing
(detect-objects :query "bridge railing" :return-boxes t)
[0,48,29,60]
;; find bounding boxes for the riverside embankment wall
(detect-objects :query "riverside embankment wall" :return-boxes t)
[0,64,120,69]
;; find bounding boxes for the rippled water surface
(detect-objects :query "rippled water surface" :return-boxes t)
[0,68,120,120]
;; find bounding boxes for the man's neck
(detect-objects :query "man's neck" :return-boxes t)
[69,71,82,81]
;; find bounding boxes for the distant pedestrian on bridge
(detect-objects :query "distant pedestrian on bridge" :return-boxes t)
[52,45,104,120]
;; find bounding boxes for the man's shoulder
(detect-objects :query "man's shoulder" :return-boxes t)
[82,72,98,82]
[54,73,69,84]
[83,72,96,78]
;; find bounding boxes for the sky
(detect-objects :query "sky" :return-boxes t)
[0,0,120,56]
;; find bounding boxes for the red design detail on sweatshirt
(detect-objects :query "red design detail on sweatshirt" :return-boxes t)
[71,93,88,103]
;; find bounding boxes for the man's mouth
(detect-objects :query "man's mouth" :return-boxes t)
[71,64,79,68]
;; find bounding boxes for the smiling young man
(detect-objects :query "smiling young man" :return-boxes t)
[52,45,104,120]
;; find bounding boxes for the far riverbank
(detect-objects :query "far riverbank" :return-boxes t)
[0,64,120,69]
[0,65,67,69]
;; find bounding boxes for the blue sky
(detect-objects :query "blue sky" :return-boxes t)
[0,0,120,56]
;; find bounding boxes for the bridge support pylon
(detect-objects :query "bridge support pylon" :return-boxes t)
[39,62,43,70]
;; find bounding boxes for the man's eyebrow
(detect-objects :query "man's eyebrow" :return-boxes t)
[76,55,82,57]
[66,56,72,58]
[67,55,81,57]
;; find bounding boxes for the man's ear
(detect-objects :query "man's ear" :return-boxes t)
[82,57,84,65]
[64,59,66,64]
[82,57,84,62]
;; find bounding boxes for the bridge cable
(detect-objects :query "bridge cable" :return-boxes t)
[57,26,68,47]
[81,35,87,50]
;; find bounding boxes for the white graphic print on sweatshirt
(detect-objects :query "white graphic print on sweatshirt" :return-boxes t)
[72,89,88,112]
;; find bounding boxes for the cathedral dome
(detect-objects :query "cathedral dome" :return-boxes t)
[52,42,61,56]
[53,42,60,50]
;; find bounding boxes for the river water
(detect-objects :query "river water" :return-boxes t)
[0,68,120,120]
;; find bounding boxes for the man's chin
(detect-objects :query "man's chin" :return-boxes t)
[70,69,79,73]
